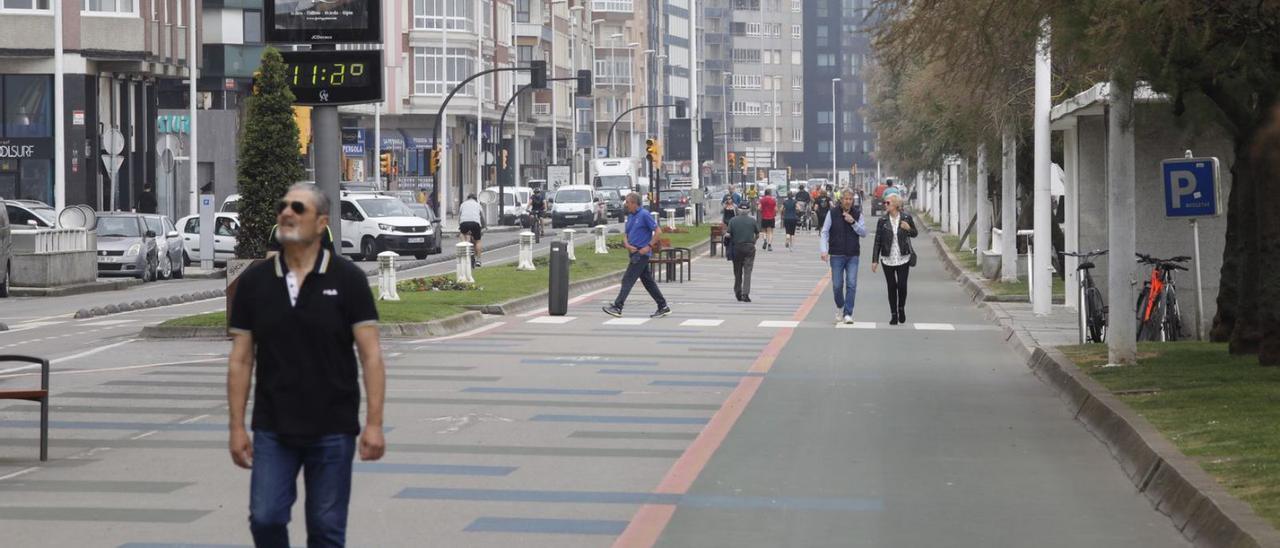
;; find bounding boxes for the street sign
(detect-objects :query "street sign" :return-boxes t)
[768,169,787,189]
[547,165,571,189]
[103,128,125,156]
[596,147,608,158]
[1161,156,1221,218]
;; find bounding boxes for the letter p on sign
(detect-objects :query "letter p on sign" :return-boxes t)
[1169,171,1197,209]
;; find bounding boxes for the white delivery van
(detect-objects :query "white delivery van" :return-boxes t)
[591,158,637,196]
[551,185,600,228]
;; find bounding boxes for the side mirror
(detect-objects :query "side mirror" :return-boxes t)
[27,220,37,226]
[166,231,179,238]
[145,230,156,238]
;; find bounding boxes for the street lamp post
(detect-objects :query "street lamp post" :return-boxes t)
[832,77,841,187]
[642,49,655,140]
[568,5,584,185]
[591,18,605,159]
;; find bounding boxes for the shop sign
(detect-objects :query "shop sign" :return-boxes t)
[157,115,190,134]
[0,137,53,159]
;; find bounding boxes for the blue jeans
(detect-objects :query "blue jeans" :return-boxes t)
[249,431,356,548]
[612,253,667,311]
[829,255,860,316]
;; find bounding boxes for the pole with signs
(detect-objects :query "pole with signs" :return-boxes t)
[1162,151,1222,341]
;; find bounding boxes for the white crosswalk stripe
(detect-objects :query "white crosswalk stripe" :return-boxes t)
[603,318,650,326]
[913,323,956,331]
[527,316,578,324]
[681,319,725,327]
[836,321,877,329]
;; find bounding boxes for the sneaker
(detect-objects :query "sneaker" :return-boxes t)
[650,306,672,318]
[762,240,767,250]
[836,311,845,323]
[741,296,752,303]
[602,305,623,317]
[843,315,853,324]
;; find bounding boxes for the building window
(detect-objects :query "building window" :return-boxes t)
[0,75,53,203]
[792,103,802,117]
[414,0,475,31]
[243,10,263,44]
[791,24,801,38]
[741,127,761,142]
[1,0,50,9]
[817,54,835,66]
[515,0,530,22]
[82,0,135,14]
[792,128,802,142]
[817,141,830,153]
[817,111,832,124]
[413,47,477,96]
[594,54,633,87]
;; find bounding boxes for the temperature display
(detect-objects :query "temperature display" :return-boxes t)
[280,50,383,106]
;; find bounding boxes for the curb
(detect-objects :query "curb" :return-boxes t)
[74,289,226,319]
[929,232,1065,305]
[10,278,144,298]
[929,227,1280,548]
[141,311,487,341]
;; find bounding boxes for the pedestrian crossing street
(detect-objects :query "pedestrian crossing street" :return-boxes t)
[524,314,995,332]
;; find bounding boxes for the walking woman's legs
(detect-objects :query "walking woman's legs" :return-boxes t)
[883,265,899,318]
[895,265,910,319]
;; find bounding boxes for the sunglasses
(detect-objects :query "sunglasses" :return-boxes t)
[276,200,308,215]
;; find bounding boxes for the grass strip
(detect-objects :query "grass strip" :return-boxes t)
[161,227,710,327]
[940,234,1065,297]
[1060,342,1280,529]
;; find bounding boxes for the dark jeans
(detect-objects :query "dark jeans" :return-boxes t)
[612,253,667,310]
[883,263,910,314]
[249,431,356,548]
[829,255,860,316]
[732,242,756,297]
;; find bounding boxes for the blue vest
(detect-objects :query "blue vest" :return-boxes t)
[828,207,862,257]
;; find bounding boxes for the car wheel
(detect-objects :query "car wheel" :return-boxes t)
[360,237,377,261]
[414,252,428,260]
[158,254,171,280]
[183,250,192,266]
[172,255,184,279]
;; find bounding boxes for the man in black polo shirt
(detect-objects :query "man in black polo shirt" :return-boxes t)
[227,182,386,548]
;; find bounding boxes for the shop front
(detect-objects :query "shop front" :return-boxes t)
[0,75,54,204]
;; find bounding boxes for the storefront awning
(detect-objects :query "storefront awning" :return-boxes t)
[399,128,435,149]
[380,132,406,150]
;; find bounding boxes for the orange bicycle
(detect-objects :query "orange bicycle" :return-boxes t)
[1135,253,1190,342]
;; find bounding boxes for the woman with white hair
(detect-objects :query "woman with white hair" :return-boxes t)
[871,193,919,325]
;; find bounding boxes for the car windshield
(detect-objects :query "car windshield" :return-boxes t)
[595,175,631,190]
[357,199,414,218]
[660,190,685,199]
[407,204,435,221]
[555,190,593,203]
[98,216,141,237]
[221,201,239,213]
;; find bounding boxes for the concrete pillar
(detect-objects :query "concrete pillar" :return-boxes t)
[1032,20,1053,315]
[976,143,991,253]
[948,160,960,235]
[1062,125,1080,310]
[1001,129,1018,282]
[1107,82,1137,364]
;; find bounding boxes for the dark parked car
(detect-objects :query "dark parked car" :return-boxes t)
[0,198,11,297]
[96,213,159,281]
[658,189,691,218]
[405,203,445,256]
[600,189,626,223]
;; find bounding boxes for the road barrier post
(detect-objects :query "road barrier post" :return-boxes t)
[377,251,400,301]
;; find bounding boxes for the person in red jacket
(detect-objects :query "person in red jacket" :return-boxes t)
[758,188,778,251]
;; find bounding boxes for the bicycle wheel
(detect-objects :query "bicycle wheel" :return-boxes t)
[1164,287,1182,342]
[1086,287,1106,344]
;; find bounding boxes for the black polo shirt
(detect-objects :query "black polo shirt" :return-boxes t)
[229,248,378,438]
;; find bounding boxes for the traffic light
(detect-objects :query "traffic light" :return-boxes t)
[787,166,793,180]
[428,146,441,175]
[674,100,687,119]
[530,60,547,89]
[379,152,392,175]
[739,155,748,171]
[645,139,657,165]
[576,69,592,97]
[728,152,736,166]
[500,148,509,170]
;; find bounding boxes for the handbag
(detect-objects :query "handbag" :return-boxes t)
[908,250,918,267]
[724,233,734,261]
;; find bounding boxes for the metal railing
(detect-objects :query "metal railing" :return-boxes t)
[592,0,634,12]
[11,228,92,254]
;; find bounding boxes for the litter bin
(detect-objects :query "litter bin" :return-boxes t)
[548,241,570,316]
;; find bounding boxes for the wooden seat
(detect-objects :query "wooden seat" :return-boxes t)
[0,355,50,461]
[709,224,725,256]
[649,239,692,283]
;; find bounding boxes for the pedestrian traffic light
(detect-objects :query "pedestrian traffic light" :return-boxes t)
[576,69,592,97]
[739,155,747,171]
[501,148,509,170]
[674,100,687,119]
[379,152,392,175]
[787,166,793,180]
[530,60,547,89]
[428,146,441,176]
[728,152,736,166]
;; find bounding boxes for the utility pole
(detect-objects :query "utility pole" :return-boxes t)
[1032,20,1053,315]
[976,143,991,253]
[1001,129,1018,282]
[689,0,700,194]
[1107,81,1138,365]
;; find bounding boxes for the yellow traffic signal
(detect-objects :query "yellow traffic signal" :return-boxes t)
[429,147,442,175]
[739,155,747,170]
[645,139,657,162]
[379,152,392,175]
[500,148,509,170]
[727,152,736,166]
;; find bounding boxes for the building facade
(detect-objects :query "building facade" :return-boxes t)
[726,0,803,178]
[0,0,199,216]
[591,0,648,161]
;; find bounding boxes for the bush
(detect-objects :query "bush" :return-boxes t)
[396,275,478,293]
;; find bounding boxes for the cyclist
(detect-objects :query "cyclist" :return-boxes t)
[459,194,484,268]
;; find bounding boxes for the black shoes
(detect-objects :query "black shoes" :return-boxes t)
[650,307,672,318]
[742,295,752,303]
[603,305,623,317]
[889,314,899,326]
[898,308,906,324]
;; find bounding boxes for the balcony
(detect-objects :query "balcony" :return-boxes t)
[514,22,553,41]
[592,0,634,14]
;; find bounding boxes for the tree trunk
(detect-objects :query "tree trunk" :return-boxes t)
[1210,145,1247,342]
[1228,141,1262,356]
[1251,107,1280,365]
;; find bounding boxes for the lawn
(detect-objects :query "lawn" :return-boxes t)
[161,226,710,327]
[941,233,1065,298]
[1060,342,1280,528]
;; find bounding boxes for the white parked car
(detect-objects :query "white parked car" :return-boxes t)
[339,193,433,260]
[550,185,600,228]
[176,212,240,265]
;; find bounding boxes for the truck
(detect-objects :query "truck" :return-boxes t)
[591,157,638,196]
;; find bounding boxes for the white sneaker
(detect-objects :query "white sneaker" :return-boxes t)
[843,315,853,324]
[836,311,845,324]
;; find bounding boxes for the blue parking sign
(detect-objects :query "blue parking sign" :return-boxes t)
[1161,157,1221,218]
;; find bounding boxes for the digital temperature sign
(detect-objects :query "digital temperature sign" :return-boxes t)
[280,50,383,106]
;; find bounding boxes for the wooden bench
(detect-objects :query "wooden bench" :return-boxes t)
[709,224,725,256]
[650,238,692,283]
[0,355,50,461]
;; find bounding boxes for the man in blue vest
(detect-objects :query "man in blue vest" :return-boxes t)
[819,189,867,324]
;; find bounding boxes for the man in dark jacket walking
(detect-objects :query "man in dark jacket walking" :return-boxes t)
[819,189,866,324]
[727,205,760,302]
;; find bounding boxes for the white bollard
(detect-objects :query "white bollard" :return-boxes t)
[650,211,659,226]
[517,231,536,271]
[594,225,608,254]
[377,251,400,301]
[455,242,475,283]
[563,228,577,261]
[665,208,676,230]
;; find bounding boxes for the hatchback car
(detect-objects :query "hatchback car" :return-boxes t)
[405,203,445,256]
[658,189,691,218]
[143,214,184,279]
[176,213,240,265]
[96,213,159,280]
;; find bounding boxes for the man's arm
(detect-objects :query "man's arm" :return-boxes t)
[354,325,386,461]
[819,212,832,257]
[227,332,254,469]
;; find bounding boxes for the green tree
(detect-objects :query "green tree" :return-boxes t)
[235,47,304,259]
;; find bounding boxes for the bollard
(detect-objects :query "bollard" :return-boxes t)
[594,225,608,254]
[377,251,400,301]
[517,231,537,271]
[650,211,659,227]
[455,242,475,283]
[548,241,570,316]
[665,208,676,230]
[562,229,577,261]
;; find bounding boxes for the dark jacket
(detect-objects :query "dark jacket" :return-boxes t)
[872,211,919,264]
[826,205,863,257]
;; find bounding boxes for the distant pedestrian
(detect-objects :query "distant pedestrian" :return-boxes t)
[758,188,777,251]
[820,189,866,324]
[727,205,760,302]
[814,188,832,229]
[227,182,386,548]
[603,193,671,319]
[782,191,799,250]
[721,184,742,223]
[872,194,918,325]
[459,194,485,267]
[138,183,158,214]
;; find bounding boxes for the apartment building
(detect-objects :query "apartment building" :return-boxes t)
[0,0,199,215]
[590,0,648,160]
[726,0,803,176]
[513,0,592,183]
[699,0,734,186]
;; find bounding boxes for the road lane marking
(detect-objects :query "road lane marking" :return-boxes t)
[178,414,210,424]
[680,319,723,327]
[913,322,956,331]
[405,321,505,344]
[0,467,39,482]
[0,358,223,380]
[757,320,799,328]
[603,318,649,326]
[527,316,577,324]
[836,321,877,329]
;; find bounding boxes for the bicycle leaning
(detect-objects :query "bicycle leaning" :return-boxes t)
[1135,253,1190,342]
[1062,249,1108,344]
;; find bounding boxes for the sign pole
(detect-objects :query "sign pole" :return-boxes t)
[1191,217,1205,340]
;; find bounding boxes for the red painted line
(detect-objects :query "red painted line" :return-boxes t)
[612,274,831,548]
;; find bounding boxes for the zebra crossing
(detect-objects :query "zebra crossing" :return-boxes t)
[520,314,991,332]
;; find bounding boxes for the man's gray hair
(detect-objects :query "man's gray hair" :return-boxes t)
[289,182,330,216]
[625,192,642,205]
[841,189,856,200]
